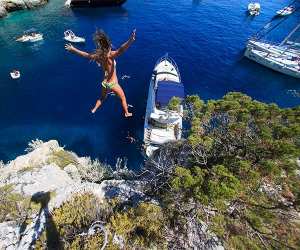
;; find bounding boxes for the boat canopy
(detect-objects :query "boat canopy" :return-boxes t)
[156,80,184,107]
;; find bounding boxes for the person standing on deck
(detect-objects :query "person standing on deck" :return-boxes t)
[65,29,136,117]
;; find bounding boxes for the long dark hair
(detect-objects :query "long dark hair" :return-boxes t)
[93,29,111,62]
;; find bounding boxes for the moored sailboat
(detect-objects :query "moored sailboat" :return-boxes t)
[144,54,184,157]
[245,21,300,78]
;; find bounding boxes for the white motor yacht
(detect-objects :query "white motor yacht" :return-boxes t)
[144,54,184,157]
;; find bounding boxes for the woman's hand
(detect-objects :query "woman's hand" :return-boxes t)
[65,43,75,52]
[130,29,136,42]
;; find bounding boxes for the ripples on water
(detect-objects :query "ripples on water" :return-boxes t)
[0,0,299,167]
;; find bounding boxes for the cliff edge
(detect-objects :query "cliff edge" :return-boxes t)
[0,0,48,18]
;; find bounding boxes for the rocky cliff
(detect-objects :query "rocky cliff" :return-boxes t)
[0,140,145,249]
[0,0,48,18]
[0,140,223,249]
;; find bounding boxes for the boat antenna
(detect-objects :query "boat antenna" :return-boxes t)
[254,0,298,41]
[280,22,300,46]
[254,17,290,41]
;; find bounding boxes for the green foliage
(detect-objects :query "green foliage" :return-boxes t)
[0,184,34,224]
[35,194,166,249]
[160,92,300,249]
[36,193,103,249]
[186,95,205,114]
[207,165,240,201]
[48,149,79,169]
[228,235,261,250]
[167,96,182,111]
[68,233,104,250]
[109,202,166,249]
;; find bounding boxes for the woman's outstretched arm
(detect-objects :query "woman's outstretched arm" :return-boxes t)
[65,44,93,59]
[111,29,136,58]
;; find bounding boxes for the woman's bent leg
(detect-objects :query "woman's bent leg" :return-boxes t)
[111,84,132,117]
[91,87,108,113]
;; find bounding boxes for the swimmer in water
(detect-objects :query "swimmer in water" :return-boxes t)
[126,131,136,143]
[65,29,136,117]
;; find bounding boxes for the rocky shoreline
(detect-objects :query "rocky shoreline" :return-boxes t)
[0,140,223,249]
[0,0,48,18]
[0,140,145,249]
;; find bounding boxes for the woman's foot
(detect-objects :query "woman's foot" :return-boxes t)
[91,100,102,114]
[125,112,133,117]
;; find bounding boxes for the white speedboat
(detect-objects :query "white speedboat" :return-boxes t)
[64,30,85,43]
[16,30,43,43]
[245,48,300,78]
[248,2,261,16]
[144,54,184,157]
[10,70,21,79]
[277,6,295,16]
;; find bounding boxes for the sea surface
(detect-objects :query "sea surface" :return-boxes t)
[0,0,300,168]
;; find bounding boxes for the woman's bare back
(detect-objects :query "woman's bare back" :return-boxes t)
[99,53,118,84]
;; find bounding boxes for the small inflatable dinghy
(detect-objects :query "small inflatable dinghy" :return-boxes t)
[64,30,85,43]
[10,70,21,79]
[16,29,43,43]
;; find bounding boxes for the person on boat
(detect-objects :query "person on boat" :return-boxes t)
[65,29,136,117]
[12,69,20,76]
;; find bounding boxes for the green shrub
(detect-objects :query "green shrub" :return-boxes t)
[109,202,166,249]
[156,92,300,249]
[167,96,181,111]
[48,149,79,169]
[35,193,103,249]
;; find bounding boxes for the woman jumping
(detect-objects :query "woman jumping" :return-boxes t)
[65,29,136,117]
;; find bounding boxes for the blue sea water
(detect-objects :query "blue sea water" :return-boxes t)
[0,0,300,168]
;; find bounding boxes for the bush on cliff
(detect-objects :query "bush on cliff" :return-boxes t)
[144,92,300,249]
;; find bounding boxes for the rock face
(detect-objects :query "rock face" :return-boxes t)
[0,140,224,249]
[0,3,7,17]
[0,140,144,249]
[0,0,48,18]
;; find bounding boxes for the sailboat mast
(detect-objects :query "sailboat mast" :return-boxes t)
[280,22,300,46]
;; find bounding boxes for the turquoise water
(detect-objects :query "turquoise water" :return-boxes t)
[0,0,300,167]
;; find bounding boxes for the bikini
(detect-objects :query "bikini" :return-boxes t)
[97,60,117,90]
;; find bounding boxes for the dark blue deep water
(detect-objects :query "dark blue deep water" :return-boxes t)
[0,0,300,168]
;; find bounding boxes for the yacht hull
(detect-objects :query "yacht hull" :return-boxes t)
[245,48,300,78]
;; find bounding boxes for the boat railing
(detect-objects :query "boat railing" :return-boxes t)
[248,37,280,46]
[155,53,181,82]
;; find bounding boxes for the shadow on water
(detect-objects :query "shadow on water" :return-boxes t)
[71,6,129,18]
[18,191,62,249]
